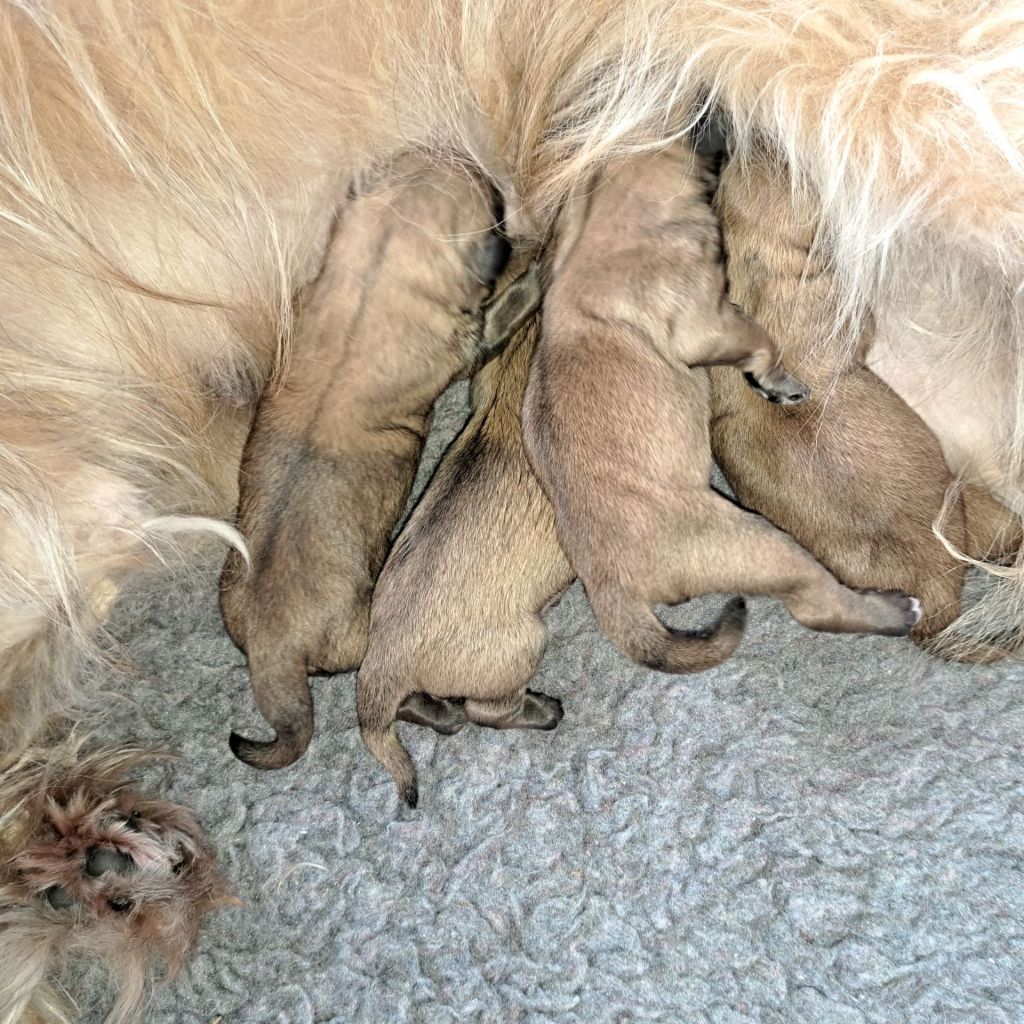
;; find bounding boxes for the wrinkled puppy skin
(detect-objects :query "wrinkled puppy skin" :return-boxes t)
[0,738,235,1024]
[708,151,1021,656]
[220,156,537,771]
[522,140,922,673]
[358,301,571,808]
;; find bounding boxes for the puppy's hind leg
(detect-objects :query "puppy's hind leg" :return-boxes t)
[229,646,313,770]
[693,308,810,406]
[676,496,923,636]
[464,690,564,731]
[396,693,467,735]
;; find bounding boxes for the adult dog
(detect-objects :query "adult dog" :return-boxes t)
[0,1,1022,1019]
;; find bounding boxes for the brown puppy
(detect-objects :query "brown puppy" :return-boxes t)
[220,158,538,770]
[522,142,922,668]
[708,152,1021,651]
[357,309,573,807]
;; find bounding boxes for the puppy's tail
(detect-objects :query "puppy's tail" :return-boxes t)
[591,589,748,674]
[357,673,418,808]
[229,648,314,770]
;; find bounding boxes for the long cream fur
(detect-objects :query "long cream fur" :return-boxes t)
[0,1,1022,1018]
[2,0,1022,752]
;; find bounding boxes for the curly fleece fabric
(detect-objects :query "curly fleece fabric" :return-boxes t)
[83,384,1024,1024]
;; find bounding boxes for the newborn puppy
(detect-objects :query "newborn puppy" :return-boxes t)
[0,739,234,1024]
[522,142,922,668]
[220,157,538,770]
[357,302,573,808]
[708,152,1020,649]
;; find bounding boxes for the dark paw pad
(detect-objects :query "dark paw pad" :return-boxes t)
[85,846,136,878]
[45,884,74,910]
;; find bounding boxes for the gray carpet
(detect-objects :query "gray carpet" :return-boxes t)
[83,385,1024,1024]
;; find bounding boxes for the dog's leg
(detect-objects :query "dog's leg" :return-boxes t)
[464,690,564,731]
[396,693,467,735]
[687,309,810,406]
[671,496,923,636]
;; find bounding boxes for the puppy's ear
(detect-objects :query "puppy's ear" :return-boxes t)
[479,261,543,360]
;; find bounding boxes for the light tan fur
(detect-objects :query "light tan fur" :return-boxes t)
[219,157,538,770]
[709,151,1021,656]
[0,1,1021,1016]
[357,305,573,807]
[0,0,1021,760]
[522,142,922,666]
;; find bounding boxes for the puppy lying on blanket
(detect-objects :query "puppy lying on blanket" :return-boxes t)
[522,142,922,669]
[220,157,538,770]
[0,738,233,1024]
[359,142,920,807]
[708,152,1021,654]
[357,299,573,808]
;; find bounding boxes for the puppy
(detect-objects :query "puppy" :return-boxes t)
[522,142,922,668]
[357,306,574,808]
[708,152,1021,650]
[0,738,234,1024]
[220,158,539,771]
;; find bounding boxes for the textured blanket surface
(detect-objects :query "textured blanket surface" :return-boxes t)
[82,386,1024,1024]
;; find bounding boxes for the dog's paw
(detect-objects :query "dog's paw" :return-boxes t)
[854,589,923,636]
[523,690,565,731]
[396,693,468,735]
[743,370,810,406]
[1,742,236,1019]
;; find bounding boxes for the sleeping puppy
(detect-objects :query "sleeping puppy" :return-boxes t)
[522,141,922,668]
[357,304,573,808]
[708,151,1021,652]
[220,157,538,770]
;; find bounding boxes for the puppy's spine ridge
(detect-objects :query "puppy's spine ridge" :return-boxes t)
[229,649,314,770]
[591,591,747,674]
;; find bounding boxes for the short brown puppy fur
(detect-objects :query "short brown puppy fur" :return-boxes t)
[708,152,1021,653]
[522,142,922,669]
[357,304,573,808]
[220,157,538,770]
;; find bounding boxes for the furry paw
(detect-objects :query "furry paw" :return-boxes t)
[0,739,236,1023]
[522,690,565,731]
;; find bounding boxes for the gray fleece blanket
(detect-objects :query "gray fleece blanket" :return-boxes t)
[82,384,1024,1024]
